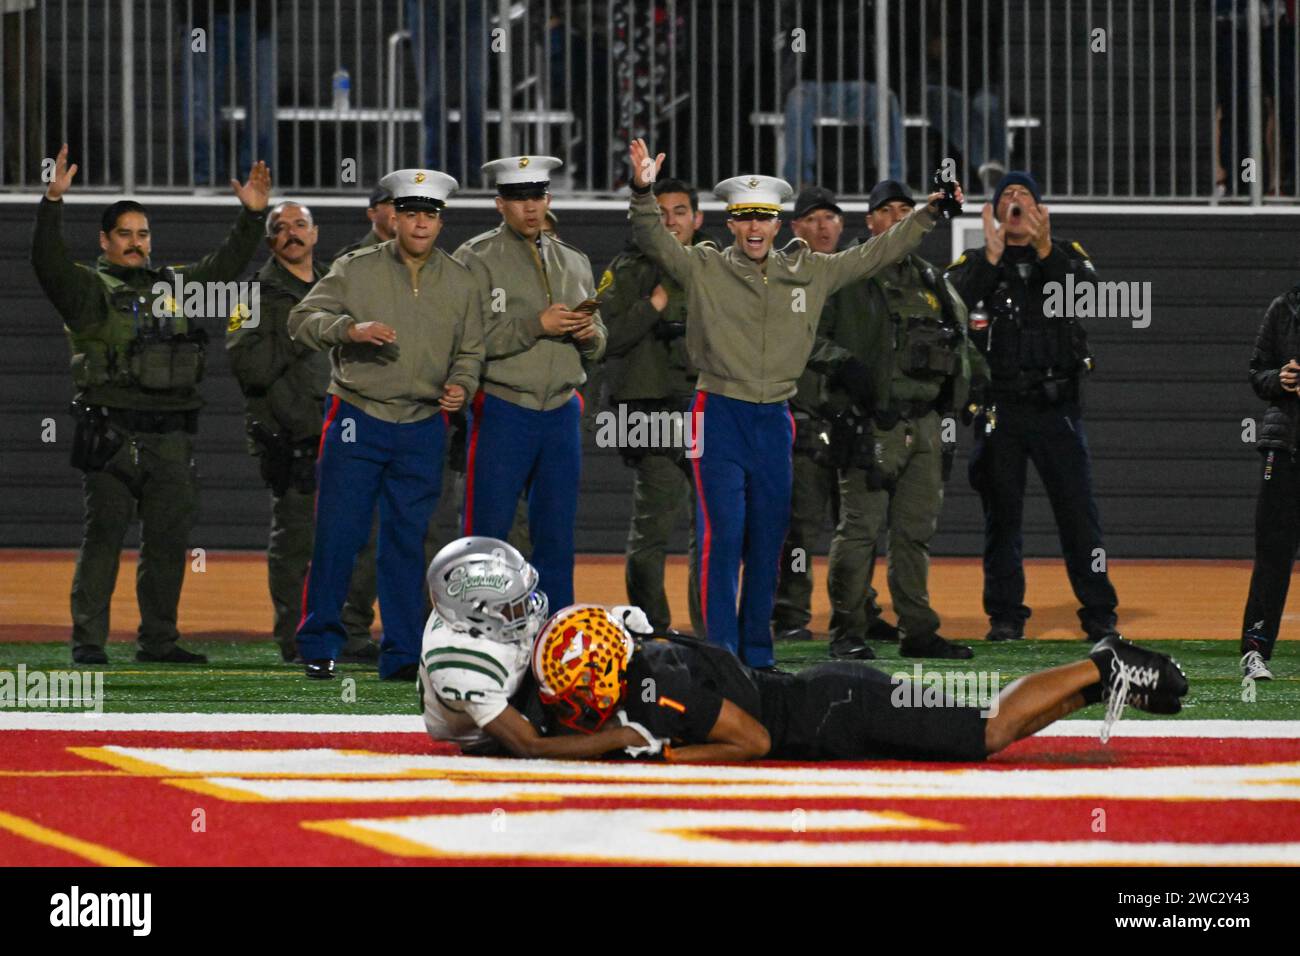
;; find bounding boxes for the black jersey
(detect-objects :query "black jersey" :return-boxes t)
[624,636,988,762]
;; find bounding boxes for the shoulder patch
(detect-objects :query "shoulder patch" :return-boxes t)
[596,269,615,295]
[947,253,967,269]
[1070,240,1091,260]
[227,301,253,333]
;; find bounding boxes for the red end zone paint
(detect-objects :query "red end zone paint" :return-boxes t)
[2,730,1298,867]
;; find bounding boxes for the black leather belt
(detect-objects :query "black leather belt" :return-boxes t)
[103,407,197,434]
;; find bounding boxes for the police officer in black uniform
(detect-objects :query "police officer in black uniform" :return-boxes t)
[946,171,1120,644]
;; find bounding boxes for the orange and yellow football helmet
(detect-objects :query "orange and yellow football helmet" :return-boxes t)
[531,605,634,733]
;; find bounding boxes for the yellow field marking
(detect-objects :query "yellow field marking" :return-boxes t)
[163,778,273,803]
[0,810,151,867]
[302,819,439,857]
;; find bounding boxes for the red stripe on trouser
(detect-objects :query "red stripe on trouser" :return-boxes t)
[300,395,343,631]
[463,390,486,535]
[689,392,711,632]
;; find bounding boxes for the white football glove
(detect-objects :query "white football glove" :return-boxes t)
[610,605,654,636]
[616,708,666,758]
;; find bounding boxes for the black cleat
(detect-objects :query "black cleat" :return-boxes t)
[304,659,336,680]
[72,646,109,665]
[774,627,814,642]
[1089,636,1189,741]
[866,618,901,642]
[340,641,381,664]
[986,622,1024,642]
[380,662,420,682]
[136,645,208,664]
[900,633,974,660]
[828,636,876,660]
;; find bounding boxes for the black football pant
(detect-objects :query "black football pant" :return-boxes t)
[1240,449,1299,660]
[968,400,1118,638]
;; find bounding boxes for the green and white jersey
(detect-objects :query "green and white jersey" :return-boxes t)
[418,612,531,750]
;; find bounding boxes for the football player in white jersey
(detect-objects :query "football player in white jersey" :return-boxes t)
[419,536,660,758]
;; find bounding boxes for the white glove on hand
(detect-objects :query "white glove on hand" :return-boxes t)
[617,708,666,758]
[610,605,654,636]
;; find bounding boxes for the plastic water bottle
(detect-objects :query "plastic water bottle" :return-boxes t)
[332,68,351,112]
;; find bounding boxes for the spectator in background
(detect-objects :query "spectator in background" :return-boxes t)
[905,0,1007,194]
[183,0,275,188]
[1215,0,1296,197]
[780,0,905,189]
[405,0,486,187]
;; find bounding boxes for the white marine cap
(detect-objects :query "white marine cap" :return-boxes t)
[482,155,563,197]
[714,174,795,217]
[377,168,459,212]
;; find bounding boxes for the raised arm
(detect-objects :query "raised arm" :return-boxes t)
[183,161,272,284]
[823,203,938,293]
[626,138,695,288]
[30,144,104,330]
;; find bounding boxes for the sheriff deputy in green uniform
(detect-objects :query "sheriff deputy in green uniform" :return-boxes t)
[225,200,379,665]
[600,176,708,637]
[330,184,396,260]
[823,180,987,661]
[32,144,270,665]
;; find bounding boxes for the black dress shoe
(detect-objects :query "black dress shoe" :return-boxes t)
[774,626,814,642]
[340,641,381,664]
[304,659,336,680]
[985,622,1025,642]
[900,633,974,660]
[136,645,208,664]
[866,618,900,642]
[72,646,109,665]
[828,636,876,660]
[380,662,420,682]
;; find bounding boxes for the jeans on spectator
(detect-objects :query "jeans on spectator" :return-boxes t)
[184,11,275,185]
[925,84,1006,177]
[406,0,486,186]
[783,81,905,186]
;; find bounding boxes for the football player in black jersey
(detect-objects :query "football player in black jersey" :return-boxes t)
[531,604,1188,763]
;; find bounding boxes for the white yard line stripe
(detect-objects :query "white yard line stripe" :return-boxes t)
[0,712,1297,738]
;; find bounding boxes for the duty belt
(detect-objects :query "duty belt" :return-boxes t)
[873,398,937,430]
[102,407,198,434]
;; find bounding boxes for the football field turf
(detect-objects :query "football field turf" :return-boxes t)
[0,637,1293,719]
[2,638,1296,867]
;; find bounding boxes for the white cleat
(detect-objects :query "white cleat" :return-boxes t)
[1241,650,1274,681]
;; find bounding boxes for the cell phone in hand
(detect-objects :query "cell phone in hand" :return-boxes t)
[931,168,963,221]
[573,298,602,315]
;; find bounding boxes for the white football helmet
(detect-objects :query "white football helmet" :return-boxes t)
[425,536,548,642]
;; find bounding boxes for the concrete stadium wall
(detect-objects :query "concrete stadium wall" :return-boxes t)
[1,197,1295,559]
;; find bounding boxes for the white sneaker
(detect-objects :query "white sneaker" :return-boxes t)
[1242,650,1274,681]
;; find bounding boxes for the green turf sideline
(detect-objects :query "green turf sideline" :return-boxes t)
[0,638,1293,719]
[1,712,1297,737]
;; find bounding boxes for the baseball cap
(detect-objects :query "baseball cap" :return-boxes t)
[867,179,916,213]
[368,184,394,207]
[792,186,843,220]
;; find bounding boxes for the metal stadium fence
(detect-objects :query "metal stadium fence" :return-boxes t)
[0,0,1295,201]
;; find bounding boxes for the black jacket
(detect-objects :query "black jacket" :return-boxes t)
[1250,286,1300,454]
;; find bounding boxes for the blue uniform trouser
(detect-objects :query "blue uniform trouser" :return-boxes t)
[690,391,794,669]
[464,391,581,609]
[296,397,445,678]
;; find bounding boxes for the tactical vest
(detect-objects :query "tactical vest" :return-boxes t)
[981,255,1079,381]
[877,263,960,397]
[69,269,207,393]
